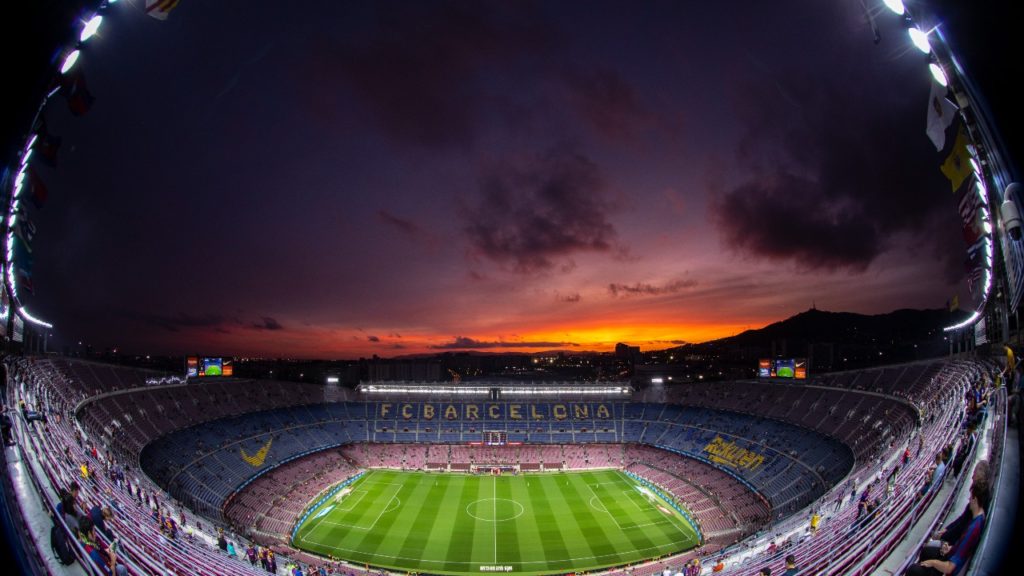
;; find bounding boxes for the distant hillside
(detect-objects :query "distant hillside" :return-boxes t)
[718,307,965,348]
[659,307,970,372]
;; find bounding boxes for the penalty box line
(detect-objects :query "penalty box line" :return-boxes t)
[309,484,403,533]
[587,482,680,531]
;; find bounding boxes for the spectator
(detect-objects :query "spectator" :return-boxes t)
[88,504,114,540]
[1,403,14,445]
[217,528,227,552]
[810,511,821,534]
[77,516,127,576]
[18,399,47,424]
[783,555,799,576]
[921,453,946,497]
[929,461,990,552]
[906,482,989,575]
[57,489,81,531]
[758,568,771,576]
[712,559,725,572]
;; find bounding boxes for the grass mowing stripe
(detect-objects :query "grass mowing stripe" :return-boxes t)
[375,473,429,559]
[539,473,614,573]
[585,471,673,558]
[293,469,697,575]
[566,471,629,570]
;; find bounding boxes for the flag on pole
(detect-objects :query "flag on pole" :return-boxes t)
[27,168,49,209]
[16,268,34,294]
[926,81,958,151]
[13,239,33,273]
[15,219,37,252]
[34,118,62,167]
[956,183,985,245]
[949,294,959,312]
[940,125,973,193]
[61,72,95,117]
[145,0,181,21]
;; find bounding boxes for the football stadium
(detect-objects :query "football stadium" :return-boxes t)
[1,2,1022,576]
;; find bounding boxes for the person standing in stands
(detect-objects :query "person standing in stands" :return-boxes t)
[783,555,799,575]
[906,482,989,575]
[1,402,14,445]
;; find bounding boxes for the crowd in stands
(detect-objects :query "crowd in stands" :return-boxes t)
[2,354,1007,576]
[136,399,853,521]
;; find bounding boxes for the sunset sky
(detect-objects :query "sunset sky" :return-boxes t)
[23,0,997,358]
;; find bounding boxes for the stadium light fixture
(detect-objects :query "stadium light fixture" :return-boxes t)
[908,27,932,54]
[14,170,26,193]
[929,63,948,87]
[25,134,38,152]
[18,307,54,329]
[60,49,81,74]
[882,0,905,15]
[970,158,982,175]
[81,14,103,42]
[944,310,981,332]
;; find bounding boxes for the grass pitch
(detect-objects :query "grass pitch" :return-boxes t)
[293,469,700,575]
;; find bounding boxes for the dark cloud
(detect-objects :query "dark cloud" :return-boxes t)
[327,1,553,147]
[464,148,622,273]
[389,332,402,339]
[135,312,230,333]
[608,278,698,298]
[135,312,284,333]
[563,68,649,140]
[367,335,380,342]
[713,172,881,271]
[557,292,582,303]
[712,55,956,272]
[431,336,579,349]
[252,316,284,331]
[377,210,424,238]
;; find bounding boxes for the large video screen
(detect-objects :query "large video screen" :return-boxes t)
[186,356,233,377]
[758,358,807,379]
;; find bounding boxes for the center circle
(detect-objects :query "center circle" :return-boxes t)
[465,498,525,522]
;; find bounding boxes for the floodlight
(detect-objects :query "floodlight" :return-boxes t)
[883,0,905,15]
[60,49,81,74]
[81,15,103,42]
[908,27,931,54]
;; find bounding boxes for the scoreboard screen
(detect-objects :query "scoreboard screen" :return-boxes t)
[485,431,508,446]
[758,358,808,379]
[186,356,234,377]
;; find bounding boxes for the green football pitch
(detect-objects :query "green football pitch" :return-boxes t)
[292,469,700,575]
